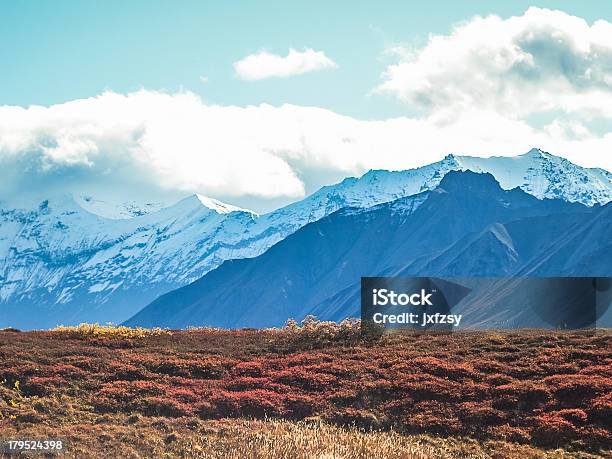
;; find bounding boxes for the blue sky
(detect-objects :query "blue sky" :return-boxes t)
[2,0,611,118]
[1,2,612,212]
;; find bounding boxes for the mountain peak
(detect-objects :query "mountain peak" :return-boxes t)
[74,194,166,219]
[524,147,547,158]
[441,153,462,167]
[193,194,256,215]
[438,170,501,195]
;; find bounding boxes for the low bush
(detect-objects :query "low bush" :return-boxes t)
[51,323,171,339]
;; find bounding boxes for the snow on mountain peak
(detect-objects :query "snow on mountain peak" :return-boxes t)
[72,192,257,221]
[443,149,611,206]
[193,194,257,215]
[524,147,546,157]
[74,194,166,219]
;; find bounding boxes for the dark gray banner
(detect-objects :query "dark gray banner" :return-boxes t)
[361,277,612,333]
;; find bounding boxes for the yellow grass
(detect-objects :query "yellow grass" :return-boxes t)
[1,416,600,459]
[51,323,171,338]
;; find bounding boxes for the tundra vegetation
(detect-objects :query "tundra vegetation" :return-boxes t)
[0,319,610,458]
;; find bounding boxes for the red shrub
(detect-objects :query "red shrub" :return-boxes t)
[532,411,582,445]
[394,374,484,402]
[233,360,266,377]
[104,362,152,381]
[271,367,339,391]
[588,393,612,424]
[21,376,64,396]
[484,373,515,386]
[458,401,506,425]
[407,401,462,435]
[408,357,478,379]
[223,376,289,393]
[281,352,334,367]
[494,381,550,407]
[544,374,612,404]
[42,364,87,379]
[283,393,320,418]
[60,355,100,371]
[579,364,612,377]
[163,386,200,404]
[209,389,285,418]
[301,362,355,378]
[329,388,360,407]
[140,396,192,417]
[147,357,226,379]
[490,424,531,444]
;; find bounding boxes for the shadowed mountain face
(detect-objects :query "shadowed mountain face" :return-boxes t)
[126,171,610,329]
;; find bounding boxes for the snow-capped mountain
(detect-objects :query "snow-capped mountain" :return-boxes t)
[1,149,611,328]
[353,148,612,207]
[125,171,609,330]
[73,195,167,219]
[0,194,261,328]
[447,148,612,206]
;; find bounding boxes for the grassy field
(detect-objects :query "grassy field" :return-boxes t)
[0,321,610,458]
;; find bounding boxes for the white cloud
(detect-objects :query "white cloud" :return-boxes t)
[234,48,337,80]
[1,90,611,213]
[376,7,612,120]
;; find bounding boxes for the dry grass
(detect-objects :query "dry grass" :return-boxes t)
[51,323,172,339]
[0,416,600,459]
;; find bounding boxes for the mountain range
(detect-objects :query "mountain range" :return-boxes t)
[1,148,611,329]
[125,170,612,329]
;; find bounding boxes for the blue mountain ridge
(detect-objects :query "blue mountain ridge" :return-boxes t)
[125,171,612,329]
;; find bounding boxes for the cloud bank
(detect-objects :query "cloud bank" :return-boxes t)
[377,7,612,120]
[234,48,337,80]
[1,89,611,212]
